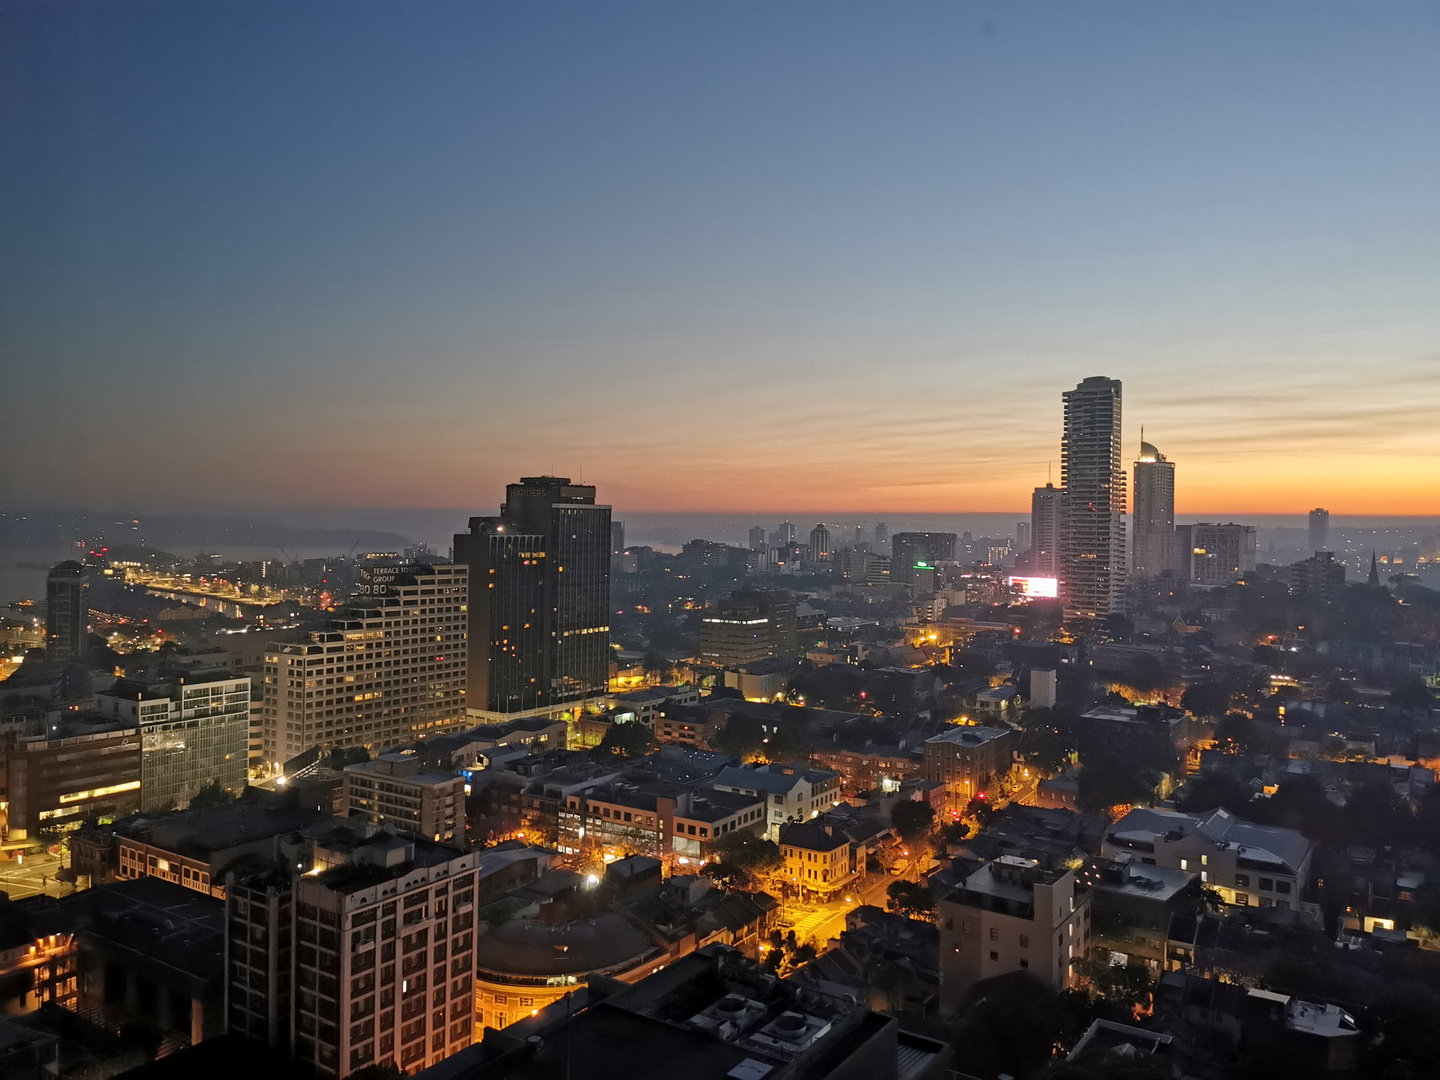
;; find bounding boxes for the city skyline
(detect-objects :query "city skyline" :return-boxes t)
[4,3,1439,517]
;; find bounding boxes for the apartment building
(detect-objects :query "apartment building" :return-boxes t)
[345,752,465,843]
[261,564,468,765]
[922,725,1014,809]
[225,828,478,1076]
[937,856,1089,1014]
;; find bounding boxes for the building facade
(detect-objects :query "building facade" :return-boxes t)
[95,672,251,810]
[454,477,610,718]
[1308,508,1329,555]
[2,717,141,840]
[226,833,479,1077]
[261,564,468,765]
[922,725,1013,808]
[1028,484,1065,579]
[45,561,87,662]
[938,857,1089,1014]
[891,532,958,584]
[1104,807,1313,910]
[344,753,466,843]
[1174,523,1258,586]
[1131,440,1176,580]
[697,589,798,668]
[1061,376,1126,618]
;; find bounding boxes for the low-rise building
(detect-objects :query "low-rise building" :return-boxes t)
[810,741,920,796]
[424,945,953,1080]
[1077,853,1200,971]
[937,856,1090,1014]
[779,820,858,899]
[1104,807,1313,910]
[116,802,334,899]
[710,762,842,840]
[2,715,141,840]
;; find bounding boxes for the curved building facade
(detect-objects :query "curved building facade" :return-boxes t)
[473,912,666,1037]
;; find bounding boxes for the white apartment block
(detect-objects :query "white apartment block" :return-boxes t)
[938,856,1090,1015]
[262,565,467,765]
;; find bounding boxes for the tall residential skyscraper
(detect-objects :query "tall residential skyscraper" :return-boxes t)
[1308,508,1330,554]
[1131,438,1176,580]
[748,525,768,551]
[1030,484,1066,579]
[611,520,625,555]
[1016,521,1032,553]
[45,560,87,662]
[1061,376,1126,618]
[454,477,610,718]
[874,521,888,546]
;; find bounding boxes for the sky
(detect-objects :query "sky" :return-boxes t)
[2,1,1438,517]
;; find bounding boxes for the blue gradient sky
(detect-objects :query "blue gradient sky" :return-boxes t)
[3,1,1438,514]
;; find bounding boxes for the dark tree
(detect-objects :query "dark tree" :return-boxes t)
[188,781,235,812]
[596,721,654,758]
[887,879,937,921]
[890,799,936,844]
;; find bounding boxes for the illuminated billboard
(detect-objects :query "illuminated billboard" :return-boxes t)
[1008,576,1059,599]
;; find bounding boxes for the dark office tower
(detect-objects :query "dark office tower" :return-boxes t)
[611,521,625,555]
[454,477,610,717]
[777,521,797,546]
[1030,485,1065,579]
[875,522,888,546]
[1061,377,1126,618]
[45,561,86,661]
[890,532,958,583]
[1308,508,1329,555]
[1132,438,1176,580]
[748,525,768,552]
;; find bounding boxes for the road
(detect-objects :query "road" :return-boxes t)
[0,850,71,901]
[779,856,928,949]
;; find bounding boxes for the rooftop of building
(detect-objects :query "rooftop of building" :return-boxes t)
[313,831,471,895]
[346,752,462,787]
[117,802,334,859]
[711,762,837,796]
[779,820,851,854]
[12,877,223,995]
[474,910,659,979]
[419,947,894,1080]
[1079,854,1195,903]
[950,856,1069,905]
[924,724,1011,748]
[1106,806,1312,874]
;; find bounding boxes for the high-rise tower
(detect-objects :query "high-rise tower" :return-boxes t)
[1308,508,1329,555]
[1061,377,1126,618]
[454,477,611,717]
[1030,484,1066,578]
[1131,437,1176,580]
[45,560,87,662]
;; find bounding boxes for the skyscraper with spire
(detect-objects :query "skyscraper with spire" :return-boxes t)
[1131,434,1176,580]
[1061,376,1126,618]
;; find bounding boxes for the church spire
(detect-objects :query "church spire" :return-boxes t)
[1368,550,1380,587]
